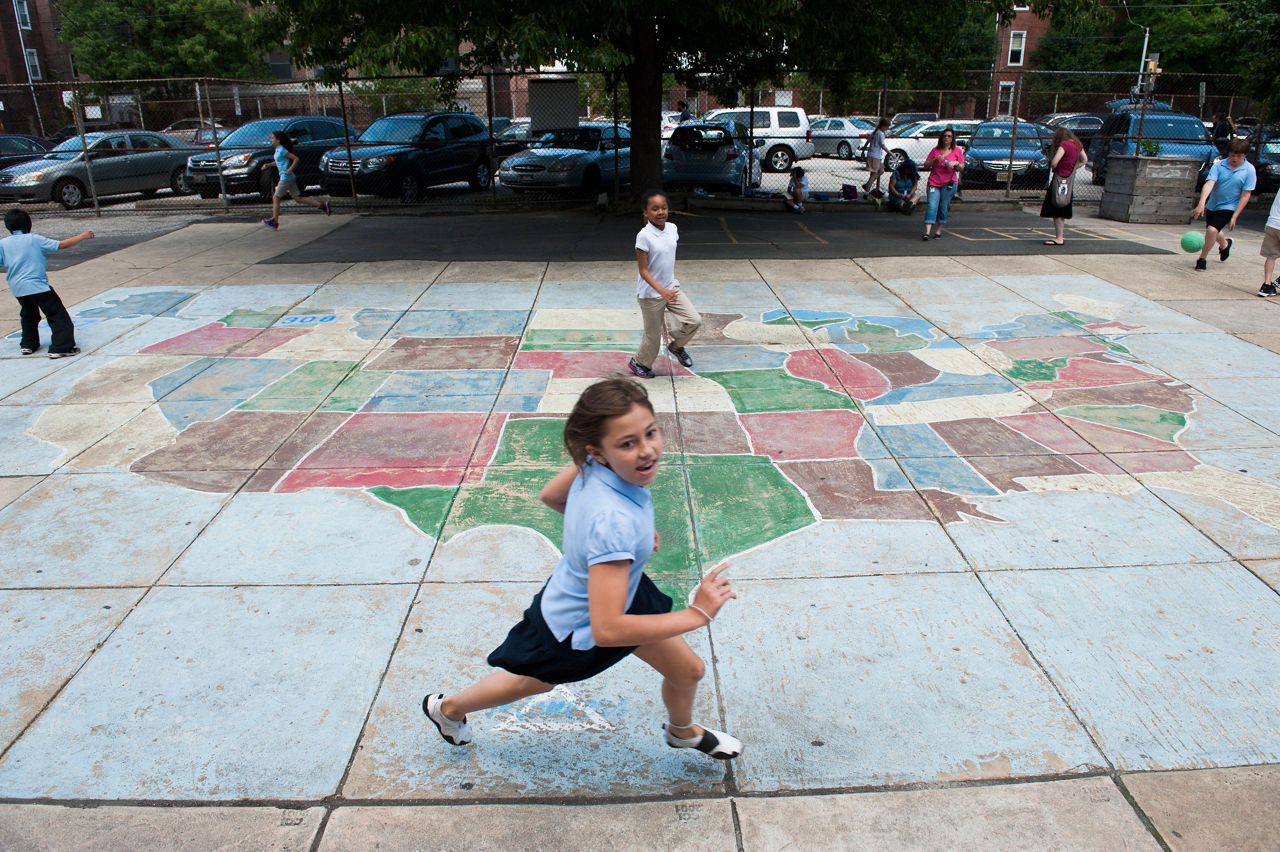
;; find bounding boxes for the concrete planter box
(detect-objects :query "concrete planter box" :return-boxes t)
[1100,156,1200,224]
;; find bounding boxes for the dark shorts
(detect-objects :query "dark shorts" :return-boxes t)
[487,574,673,685]
[1204,208,1232,232]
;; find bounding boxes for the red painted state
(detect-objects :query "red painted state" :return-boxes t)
[515,350,692,378]
[141,322,308,356]
[786,349,891,400]
[467,413,508,483]
[1025,357,1162,391]
[998,412,1099,454]
[1111,451,1201,474]
[299,412,486,470]
[276,467,465,493]
[741,409,867,460]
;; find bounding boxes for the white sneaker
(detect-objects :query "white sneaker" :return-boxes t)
[664,723,743,760]
[423,693,473,746]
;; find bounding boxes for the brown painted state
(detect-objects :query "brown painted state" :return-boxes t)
[367,336,520,371]
[141,470,256,493]
[263,412,352,468]
[691,313,749,345]
[933,417,1068,458]
[779,460,937,520]
[855,352,941,389]
[299,412,486,469]
[661,412,753,455]
[963,453,1096,493]
[1036,380,1194,414]
[985,336,1106,361]
[133,411,309,474]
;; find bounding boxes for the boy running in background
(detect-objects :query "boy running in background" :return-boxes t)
[2,208,93,358]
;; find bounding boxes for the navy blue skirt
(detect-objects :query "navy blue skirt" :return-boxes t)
[487,574,673,684]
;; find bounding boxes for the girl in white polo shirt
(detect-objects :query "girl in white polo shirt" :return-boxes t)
[629,191,701,379]
[424,378,742,760]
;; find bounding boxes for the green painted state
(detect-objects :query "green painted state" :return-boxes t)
[521,329,642,351]
[844,320,928,353]
[686,454,815,566]
[369,485,456,539]
[700,369,856,413]
[219,307,290,329]
[1005,358,1067,383]
[765,316,839,330]
[490,417,570,467]
[318,370,390,412]
[240,361,357,411]
[1058,404,1187,443]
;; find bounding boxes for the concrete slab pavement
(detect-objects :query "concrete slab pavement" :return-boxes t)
[1,205,1278,848]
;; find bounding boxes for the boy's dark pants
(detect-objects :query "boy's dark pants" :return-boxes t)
[17,287,76,353]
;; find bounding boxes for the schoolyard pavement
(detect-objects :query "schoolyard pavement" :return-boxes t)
[1,209,1278,850]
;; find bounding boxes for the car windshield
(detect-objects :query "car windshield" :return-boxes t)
[530,128,604,150]
[1259,140,1280,158]
[671,126,731,146]
[1135,118,1208,141]
[358,118,426,144]
[43,137,95,160]
[220,122,280,147]
[973,125,1041,141]
[889,122,923,137]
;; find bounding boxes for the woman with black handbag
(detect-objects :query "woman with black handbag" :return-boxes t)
[1040,127,1086,246]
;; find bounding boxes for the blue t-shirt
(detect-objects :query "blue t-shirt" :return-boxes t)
[541,460,655,650]
[1206,159,1257,211]
[0,231,60,298]
[273,146,293,179]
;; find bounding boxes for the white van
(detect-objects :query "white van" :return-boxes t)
[702,106,815,172]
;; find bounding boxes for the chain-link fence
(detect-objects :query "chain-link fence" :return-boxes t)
[0,69,1262,216]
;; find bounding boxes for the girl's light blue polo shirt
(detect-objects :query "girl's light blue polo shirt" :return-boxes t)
[273,145,292,178]
[1206,159,1257,211]
[0,231,60,298]
[541,459,655,650]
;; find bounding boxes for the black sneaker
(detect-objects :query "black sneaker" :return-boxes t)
[1259,282,1278,298]
[1219,238,1233,262]
[666,344,693,368]
[1194,258,1207,271]
[628,358,655,379]
[921,234,931,241]
[48,347,80,359]
[261,217,278,230]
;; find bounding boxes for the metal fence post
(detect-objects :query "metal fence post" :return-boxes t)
[71,80,100,216]
[336,78,359,213]
[486,72,497,208]
[203,79,230,214]
[1003,74,1021,197]
[611,75,620,201]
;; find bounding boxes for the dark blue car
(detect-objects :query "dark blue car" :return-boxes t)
[1089,111,1216,185]
[961,122,1051,188]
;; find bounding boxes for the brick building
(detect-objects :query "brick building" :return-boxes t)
[989,5,1053,117]
[0,0,73,136]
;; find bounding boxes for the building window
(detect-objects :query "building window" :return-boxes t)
[24,49,41,82]
[997,81,1015,115]
[14,0,31,29]
[1007,31,1026,67]
[1012,4,1030,9]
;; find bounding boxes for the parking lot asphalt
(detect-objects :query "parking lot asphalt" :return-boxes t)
[266,207,1175,263]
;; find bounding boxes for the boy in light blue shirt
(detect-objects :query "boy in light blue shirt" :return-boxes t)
[1191,138,1256,271]
[2,208,94,357]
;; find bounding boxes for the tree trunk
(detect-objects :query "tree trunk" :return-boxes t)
[623,21,664,202]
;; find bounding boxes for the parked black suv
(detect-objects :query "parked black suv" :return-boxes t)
[184,115,355,199]
[320,112,492,202]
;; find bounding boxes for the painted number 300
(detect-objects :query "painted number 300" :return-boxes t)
[279,315,337,324]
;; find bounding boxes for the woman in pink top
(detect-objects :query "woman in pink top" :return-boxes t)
[1039,127,1087,246]
[922,127,964,241]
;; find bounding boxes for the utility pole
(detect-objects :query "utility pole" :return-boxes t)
[11,0,46,136]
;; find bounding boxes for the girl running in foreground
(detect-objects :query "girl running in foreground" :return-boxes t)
[424,378,742,759]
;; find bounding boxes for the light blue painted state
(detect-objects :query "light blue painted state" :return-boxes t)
[984,563,1280,770]
[386,310,528,339]
[716,574,1104,791]
[726,519,968,579]
[0,585,415,800]
[870,372,1015,405]
[413,281,540,311]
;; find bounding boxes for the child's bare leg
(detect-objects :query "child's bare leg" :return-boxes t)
[271,195,282,221]
[441,671,553,720]
[634,635,706,736]
[297,194,323,208]
[1265,256,1276,286]
[1199,225,1220,260]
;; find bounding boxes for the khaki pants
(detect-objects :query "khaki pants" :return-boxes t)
[636,290,701,369]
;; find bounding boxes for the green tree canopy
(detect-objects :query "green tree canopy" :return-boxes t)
[255,0,1097,196]
[58,0,267,80]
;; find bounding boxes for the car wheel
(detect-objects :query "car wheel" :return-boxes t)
[257,168,277,200]
[400,172,422,204]
[765,146,793,172]
[885,150,906,171]
[581,165,601,196]
[837,141,853,160]
[52,178,85,210]
[196,187,220,200]
[468,159,491,191]
[170,167,193,196]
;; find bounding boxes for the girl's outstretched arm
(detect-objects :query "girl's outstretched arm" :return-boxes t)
[588,562,735,647]
[539,463,579,514]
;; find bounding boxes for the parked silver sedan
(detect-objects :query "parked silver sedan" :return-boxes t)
[497,124,630,194]
[0,131,194,209]
[662,121,762,195]
[810,116,876,160]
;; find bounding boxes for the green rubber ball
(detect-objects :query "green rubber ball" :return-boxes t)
[1181,231,1205,253]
